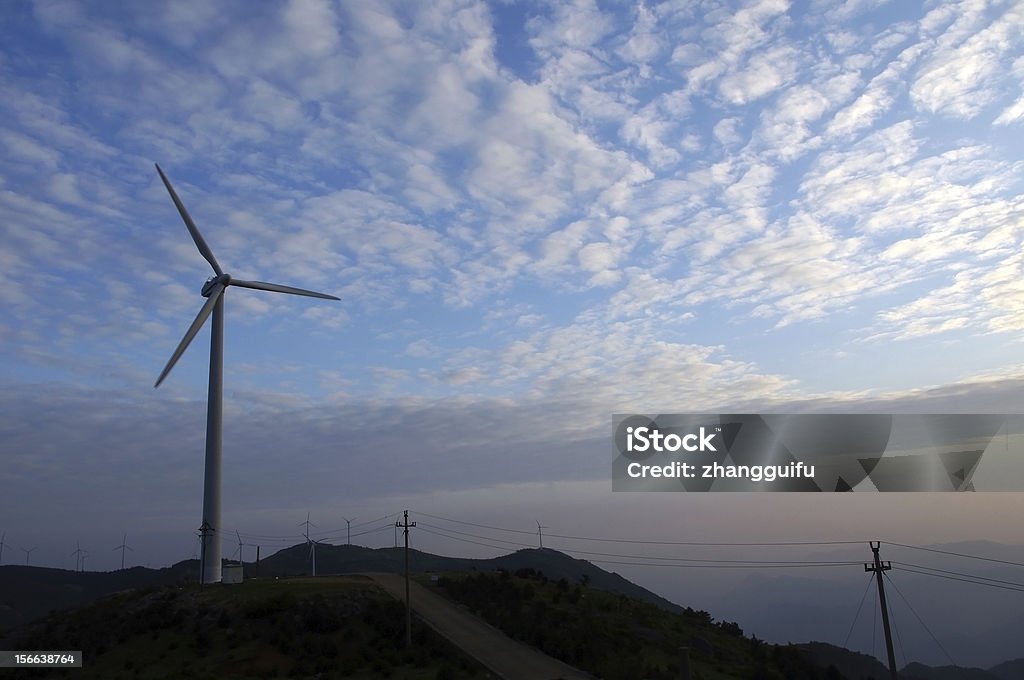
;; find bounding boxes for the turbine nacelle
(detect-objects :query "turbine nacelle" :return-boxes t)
[202,273,231,297]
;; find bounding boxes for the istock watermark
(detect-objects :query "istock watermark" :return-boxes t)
[612,414,1024,492]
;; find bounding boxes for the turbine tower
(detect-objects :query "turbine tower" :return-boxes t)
[0,532,8,565]
[153,164,340,584]
[343,517,356,545]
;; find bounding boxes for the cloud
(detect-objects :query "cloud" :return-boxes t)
[910,2,1024,119]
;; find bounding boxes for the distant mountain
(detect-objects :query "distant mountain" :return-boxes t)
[797,643,1019,680]
[988,658,1024,680]
[716,565,1024,669]
[0,562,195,638]
[900,663,1000,680]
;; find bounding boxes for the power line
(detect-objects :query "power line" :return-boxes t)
[893,562,1024,589]
[888,587,908,672]
[843,574,876,650]
[883,541,1024,569]
[883,572,956,667]
[586,558,863,570]
[417,521,863,567]
[415,510,866,546]
[892,565,1024,593]
[418,526,531,552]
[350,524,394,539]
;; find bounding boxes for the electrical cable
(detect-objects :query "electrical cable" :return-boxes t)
[883,572,956,666]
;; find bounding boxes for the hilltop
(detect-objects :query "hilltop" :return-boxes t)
[1,544,681,634]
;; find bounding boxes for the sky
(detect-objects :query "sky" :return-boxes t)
[2,0,1024,658]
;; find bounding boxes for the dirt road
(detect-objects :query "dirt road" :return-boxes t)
[364,572,593,680]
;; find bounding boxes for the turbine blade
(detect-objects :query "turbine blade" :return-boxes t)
[155,164,223,276]
[154,283,225,387]
[230,279,339,301]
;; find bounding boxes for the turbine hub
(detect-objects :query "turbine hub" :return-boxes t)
[201,273,231,297]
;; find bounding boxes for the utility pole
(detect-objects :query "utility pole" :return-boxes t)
[865,541,898,680]
[197,522,211,586]
[396,510,416,647]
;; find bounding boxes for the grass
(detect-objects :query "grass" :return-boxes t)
[8,576,487,680]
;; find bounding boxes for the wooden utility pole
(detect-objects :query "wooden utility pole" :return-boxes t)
[865,541,898,680]
[396,510,417,647]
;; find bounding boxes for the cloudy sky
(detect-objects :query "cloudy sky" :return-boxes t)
[2,0,1023,635]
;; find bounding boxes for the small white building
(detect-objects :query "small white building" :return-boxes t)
[222,564,244,584]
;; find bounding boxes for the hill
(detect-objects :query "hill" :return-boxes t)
[5,570,841,680]
[5,576,486,679]
[1,544,681,640]
[0,562,195,633]
[258,544,686,613]
[989,658,1024,680]
[797,643,1022,680]
[428,568,840,680]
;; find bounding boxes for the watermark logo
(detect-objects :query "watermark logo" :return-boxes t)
[625,425,718,453]
[612,413,1022,492]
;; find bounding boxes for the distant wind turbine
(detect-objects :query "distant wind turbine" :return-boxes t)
[21,546,36,566]
[299,512,329,576]
[113,533,133,570]
[343,517,356,545]
[232,530,256,566]
[71,541,87,572]
[0,532,8,565]
[536,520,548,549]
[152,164,339,584]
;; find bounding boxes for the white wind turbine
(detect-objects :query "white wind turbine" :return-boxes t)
[300,512,327,576]
[153,164,340,584]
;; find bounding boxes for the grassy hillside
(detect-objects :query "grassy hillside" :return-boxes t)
[430,568,842,680]
[5,576,486,680]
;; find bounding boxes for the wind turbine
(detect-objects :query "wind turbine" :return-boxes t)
[113,534,133,570]
[232,530,256,566]
[299,513,328,576]
[153,164,340,584]
[21,547,36,566]
[0,532,8,564]
[343,517,356,545]
[536,520,548,549]
[71,542,87,572]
